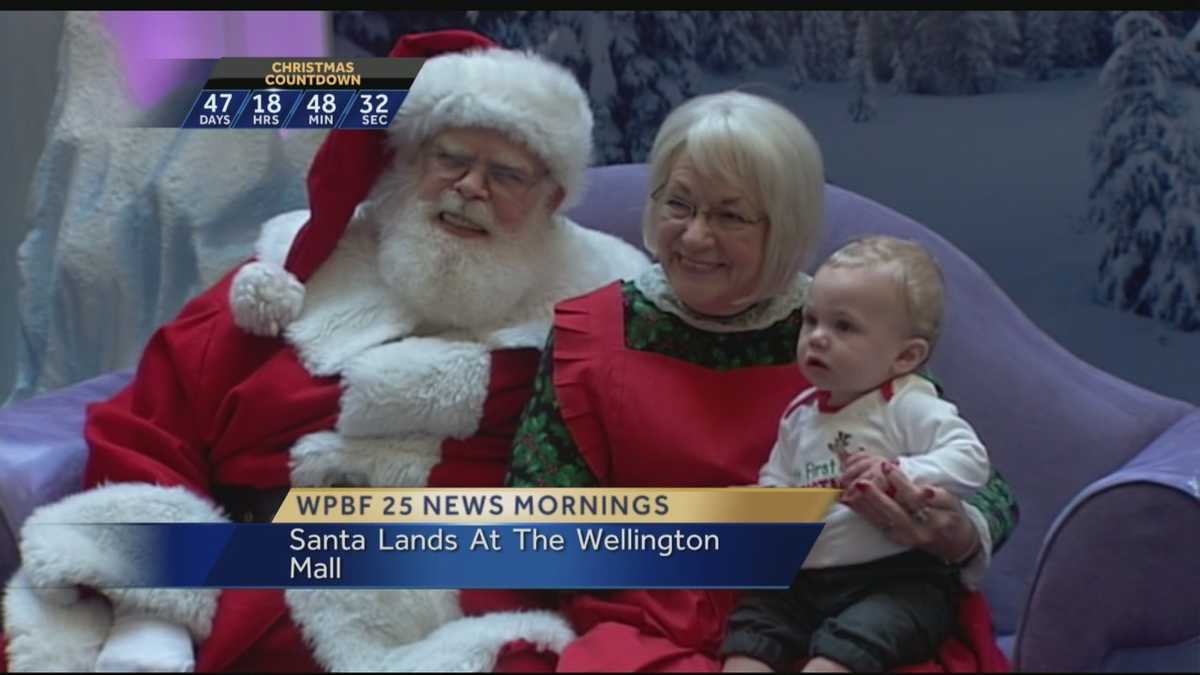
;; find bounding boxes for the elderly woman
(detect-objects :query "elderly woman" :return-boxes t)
[501,91,1017,671]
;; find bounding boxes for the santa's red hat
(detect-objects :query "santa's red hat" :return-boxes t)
[229,30,595,336]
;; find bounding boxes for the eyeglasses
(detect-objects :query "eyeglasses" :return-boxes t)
[424,144,549,200]
[651,185,767,234]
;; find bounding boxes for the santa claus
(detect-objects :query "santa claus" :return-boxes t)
[2,31,648,672]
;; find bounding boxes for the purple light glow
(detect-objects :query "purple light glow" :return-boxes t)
[99,11,328,109]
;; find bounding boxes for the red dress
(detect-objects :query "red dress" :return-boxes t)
[495,283,1009,672]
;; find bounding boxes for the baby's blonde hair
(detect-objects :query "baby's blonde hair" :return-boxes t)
[820,235,945,351]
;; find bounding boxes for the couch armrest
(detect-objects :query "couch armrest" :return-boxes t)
[0,371,133,584]
[1014,410,1200,671]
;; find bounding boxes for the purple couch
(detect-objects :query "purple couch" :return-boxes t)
[2,164,1198,671]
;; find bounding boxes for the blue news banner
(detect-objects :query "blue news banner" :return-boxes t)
[99,523,823,589]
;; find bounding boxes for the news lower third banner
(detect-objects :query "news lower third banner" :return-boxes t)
[23,489,839,589]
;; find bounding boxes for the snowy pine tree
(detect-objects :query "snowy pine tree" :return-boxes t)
[788,33,810,90]
[472,10,557,51]
[983,10,1022,68]
[623,12,704,161]
[889,48,909,93]
[332,11,396,56]
[801,11,851,82]
[848,14,878,122]
[1145,18,1200,329]
[696,11,765,74]
[1056,11,1108,68]
[1022,11,1059,80]
[753,11,799,65]
[870,11,907,81]
[1148,135,1200,329]
[542,12,702,164]
[908,11,999,94]
[1188,17,1200,53]
[1088,11,1195,325]
[1183,19,1200,88]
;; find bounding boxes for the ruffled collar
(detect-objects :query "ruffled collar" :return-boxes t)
[632,263,810,333]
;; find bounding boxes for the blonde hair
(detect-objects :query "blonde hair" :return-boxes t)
[821,235,946,350]
[642,91,825,304]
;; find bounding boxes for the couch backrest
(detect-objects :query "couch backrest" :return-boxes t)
[566,163,1195,637]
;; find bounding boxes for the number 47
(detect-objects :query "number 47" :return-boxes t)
[202,93,233,114]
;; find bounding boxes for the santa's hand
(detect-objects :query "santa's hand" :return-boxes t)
[94,614,195,672]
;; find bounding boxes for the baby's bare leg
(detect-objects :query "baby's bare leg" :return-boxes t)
[723,655,776,672]
[802,656,851,672]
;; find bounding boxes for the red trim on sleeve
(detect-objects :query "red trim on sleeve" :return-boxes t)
[784,388,821,419]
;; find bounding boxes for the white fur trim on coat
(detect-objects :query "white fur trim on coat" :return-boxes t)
[285,588,574,672]
[283,222,417,376]
[5,480,226,648]
[3,570,114,672]
[394,49,593,211]
[252,209,309,266]
[289,431,442,488]
[337,337,491,440]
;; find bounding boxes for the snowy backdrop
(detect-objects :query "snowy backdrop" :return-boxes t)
[4,12,326,403]
[333,10,1200,404]
[6,11,1197,406]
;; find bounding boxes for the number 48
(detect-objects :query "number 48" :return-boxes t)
[306,93,338,114]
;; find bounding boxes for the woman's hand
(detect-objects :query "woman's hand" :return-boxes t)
[839,462,980,564]
[838,451,891,493]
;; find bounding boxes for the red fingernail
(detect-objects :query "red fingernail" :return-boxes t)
[855,482,869,492]
[923,488,935,500]
[885,485,897,498]
[882,463,893,474]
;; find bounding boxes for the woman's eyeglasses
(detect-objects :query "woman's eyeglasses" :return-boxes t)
[651,185,767,233]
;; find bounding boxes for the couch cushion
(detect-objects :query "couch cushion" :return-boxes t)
[0,371,133,584]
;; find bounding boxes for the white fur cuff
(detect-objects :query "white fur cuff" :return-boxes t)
[388,610,575,671]
[15,483,227,642]
[93,613,195,672]
[3,570,114,672]
[289,431,442,488]
[286,585,575,672]
[337,337,491,439]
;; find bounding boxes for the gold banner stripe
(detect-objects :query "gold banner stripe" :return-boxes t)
[272,488,840,524]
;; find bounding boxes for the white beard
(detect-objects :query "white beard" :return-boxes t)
[369,172,551,333]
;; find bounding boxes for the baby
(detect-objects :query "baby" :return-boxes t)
[722,235,990,673]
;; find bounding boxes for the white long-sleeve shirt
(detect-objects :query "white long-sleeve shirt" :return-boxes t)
[760,374,991,569]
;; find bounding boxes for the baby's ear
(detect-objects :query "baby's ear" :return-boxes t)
[892,337,930,376]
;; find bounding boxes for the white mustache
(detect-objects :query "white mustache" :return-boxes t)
[431,191,496,233]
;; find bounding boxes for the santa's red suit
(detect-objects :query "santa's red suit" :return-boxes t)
[2,31,649,672]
